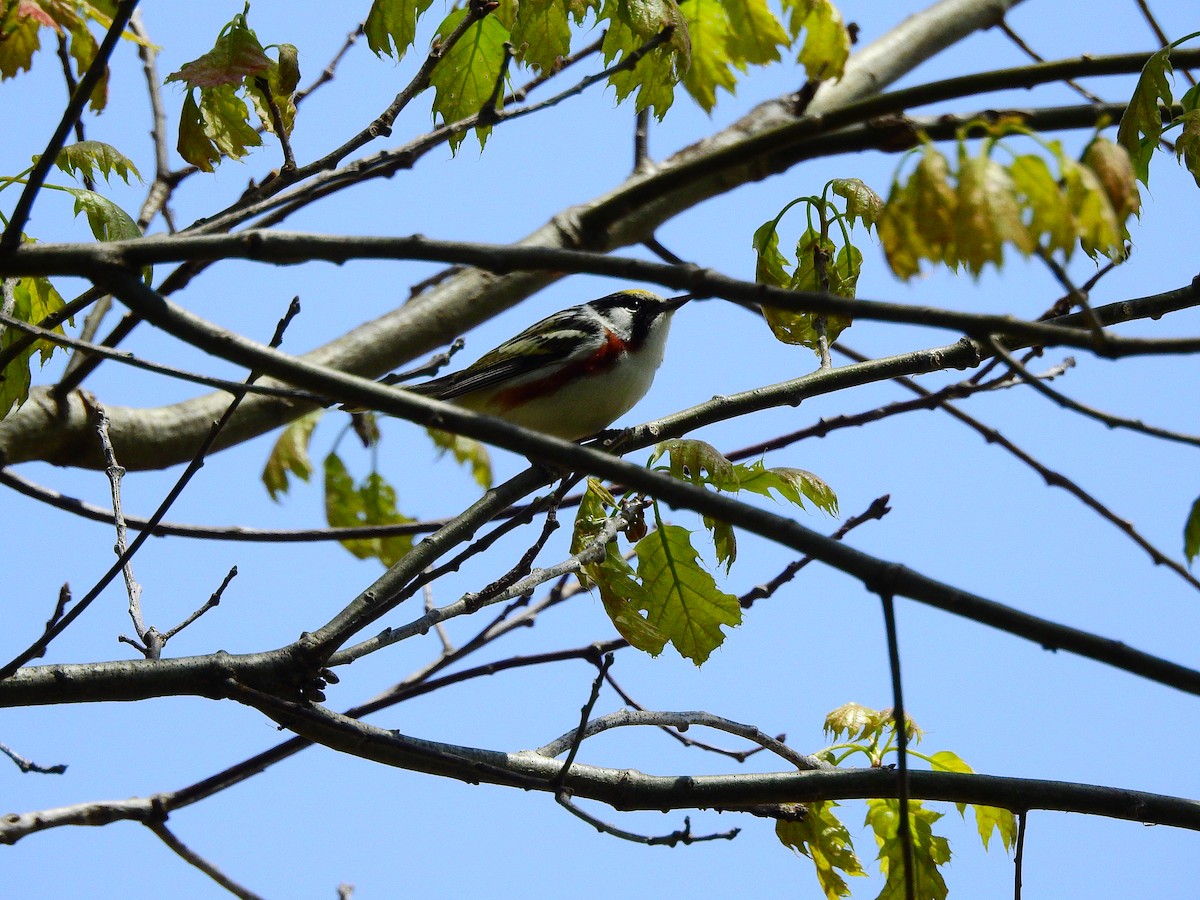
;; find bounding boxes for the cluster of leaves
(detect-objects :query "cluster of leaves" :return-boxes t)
[261,407,491,566]
[753,177,881,352]
[776,703,1017,900]
[572,438,836,664]
[1,140,144,416]
[1115,32,1200,188]
[878,121,1140,279]
[364,0,850,149]
[164,3,299,172]
[0,0,122,109]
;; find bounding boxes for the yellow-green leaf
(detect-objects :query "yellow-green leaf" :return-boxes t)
[365,0,435,58]
[1062,157,1122,261]
[636,524,740,664]
[594,543,670,654]
[824,701,889,742]
[784,0,850,81]
[50,140,141,185]
[865,798,951,900]
[324,453,414,566]
[0,274,67,418]
[64,187,141,243]
[0,5,41,80]
[177,90,223,172]
[198,82,263,161]
[601,0,691,120]
[429,9,511,151]
[734,461,839,516]
[1010,153,1074,256]
[1083,136,1141,222]
[65,15,106,111]
[649,438,737,490]
[776,800,866,900]
[1174,109,1200,188]
[953,151,1033,276]
[262,409,324,500]
[511,0,573,73]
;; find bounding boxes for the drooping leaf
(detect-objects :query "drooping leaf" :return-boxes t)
[831,178,884,231]
[429,9,511,151]
[865,798,951,900]
[427,426,493,488]
[783,0,850,81]
[324,453,414,566]
[776,800,866,900]
[50,140,142,185]
[636,524,740,664]
[365,0,435,58]
[1083,136,1142,223]
[679,0,788,112]
[176,89,223,172]
[594,543,670,654]
[752,214,793,288]
[823,701,890,742]
[1117,46,1173,184]
[1062,157,1123,261]
[601,0,691,120]
[262,409,324,500]
[65,14,106,110]
[1184,496,1200,566]
[1010,153,1075,256]
[246,44,301,138]
[953,150,1033,276]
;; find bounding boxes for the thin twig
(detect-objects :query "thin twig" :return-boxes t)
[146,821,264,900]
[556,799,739,846]
[880,592,915,900]
[551,653,613,793]
[1133,0,1196,84]
[996,19,1103,102]
[162,566,238,641]
[1014,810,1027,900]
[0,740,67,775]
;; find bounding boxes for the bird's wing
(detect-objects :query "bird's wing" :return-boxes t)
[409,313,602,401]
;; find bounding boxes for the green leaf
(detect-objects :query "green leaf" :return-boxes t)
[784,0,850,81]
[177,90,223,172]
[635,524,740,664]
[427,427,493,488]
[49,140,141,185]
[0,274,67,418]
[510,0,573,73]
[679,0,788,112]
[262,410,324,500]
[724,0,789,66]
[1185,496,1200,566]
[752,216,792,288]
[704,515,737,572]
[734,461,839,516]
[831,178,884,231]
[594,543,670,654]
[246,44,301,138]
[63,187,142,242]
[776,801,866,900]
[429,9,511,151]
[198,82,264,161]
[865,798,951,900]
[971,803,1017,853]
[649,438,738,490]
[1083,136,1141,223]
[365,0,435,58]
[165,12,271,90]
[1117,46,1173,184]
[1174,109,1200,188]
[324,453,414,566]
[601,0,691,120]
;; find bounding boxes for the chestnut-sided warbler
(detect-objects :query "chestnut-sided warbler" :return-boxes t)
[384,289,689,440]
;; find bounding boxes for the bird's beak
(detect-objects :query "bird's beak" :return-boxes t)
[663,294,692,311]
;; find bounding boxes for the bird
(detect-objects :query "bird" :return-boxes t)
[375,289,690,441]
